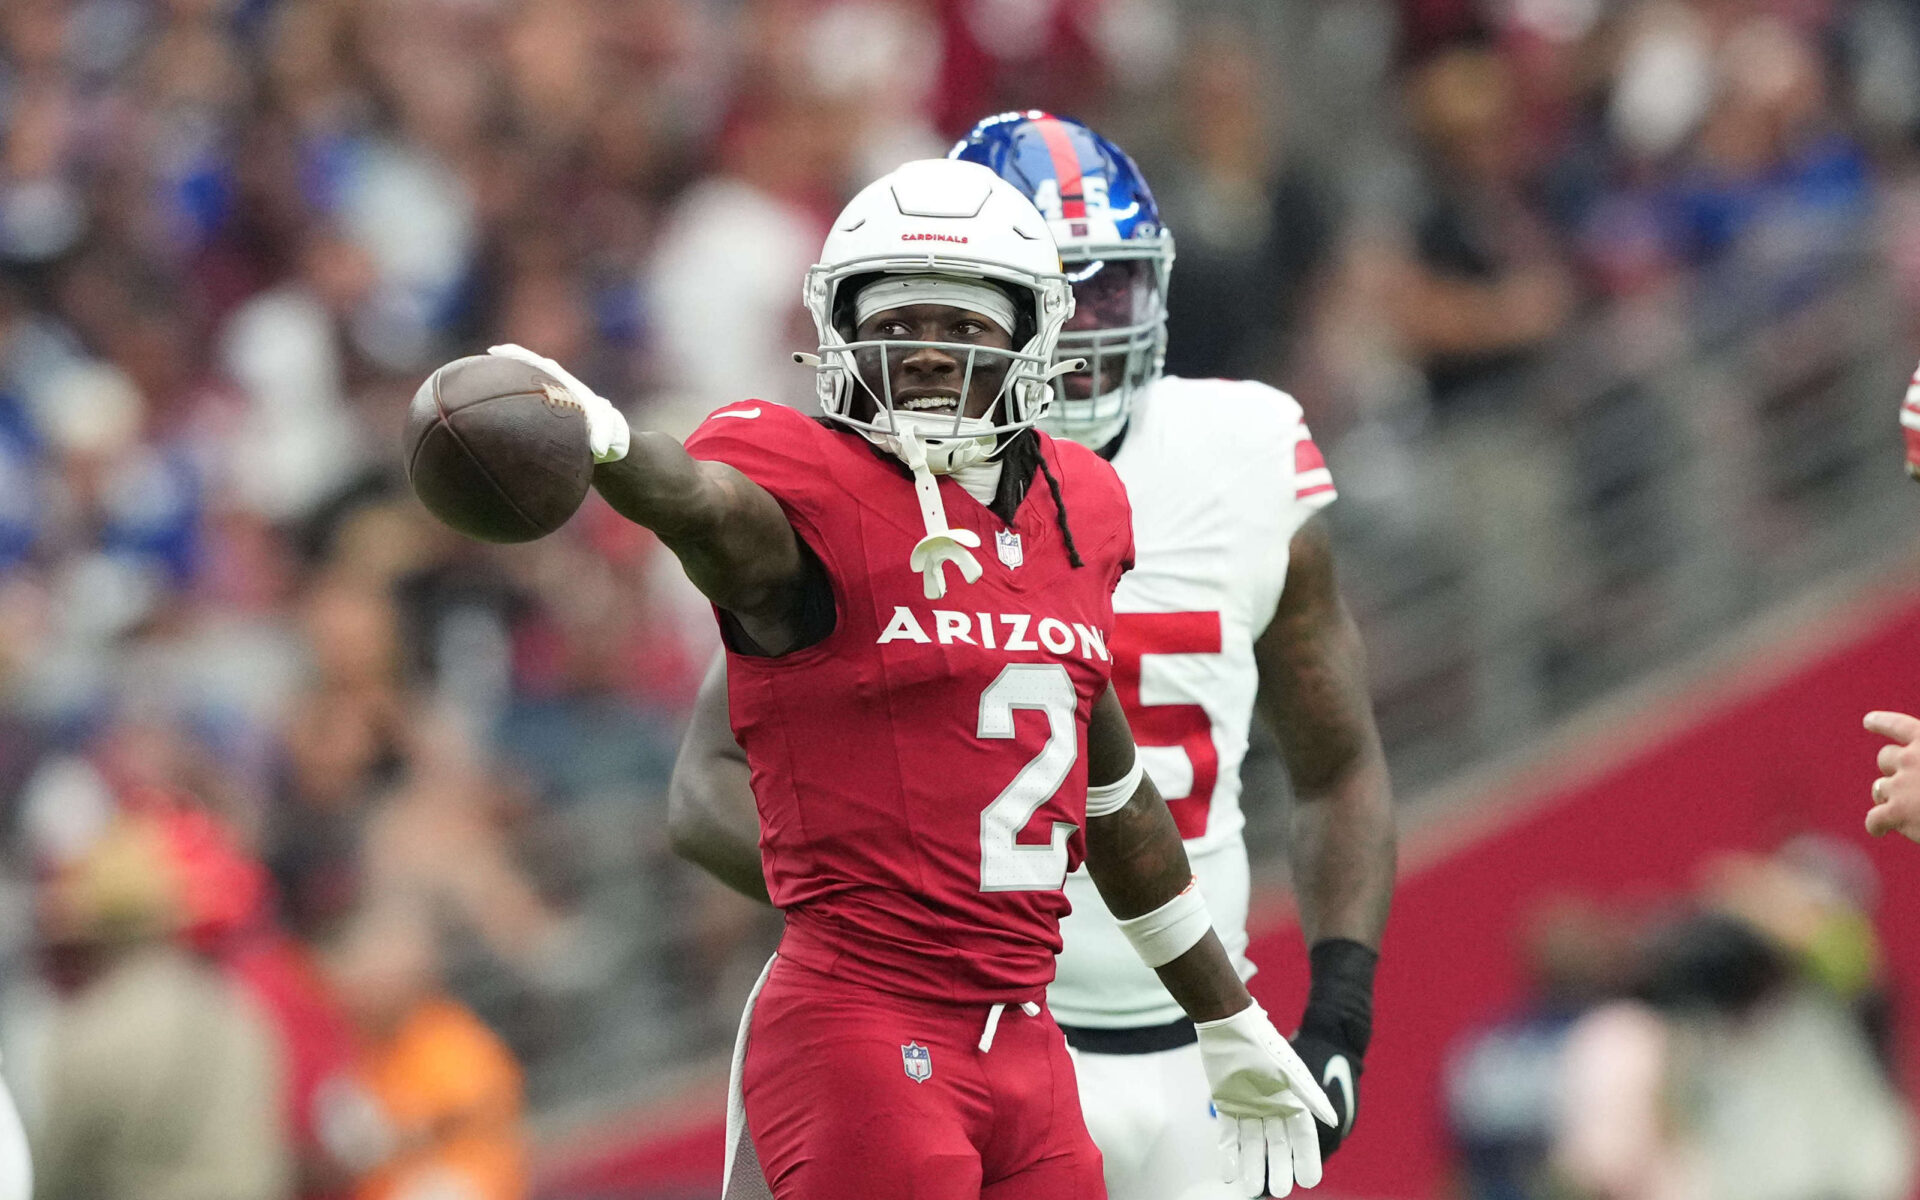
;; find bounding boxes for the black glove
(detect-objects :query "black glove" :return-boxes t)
[1290,938,1378,1159]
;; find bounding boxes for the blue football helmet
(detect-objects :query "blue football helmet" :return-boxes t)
[950,111,1175,449]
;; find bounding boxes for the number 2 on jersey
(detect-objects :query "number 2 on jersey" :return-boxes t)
[1112,612,1221,839]
[977,663,1078,892]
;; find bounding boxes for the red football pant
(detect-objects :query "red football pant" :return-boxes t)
[742,956,1105,1199]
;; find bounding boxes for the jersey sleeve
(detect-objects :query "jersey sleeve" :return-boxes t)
[1109,476,1135,593]
[1902,363,1920,476]
[682,401,850,610]
[1232,380,1336,540]
[1292,422,1337,514]
[682,402,833,540]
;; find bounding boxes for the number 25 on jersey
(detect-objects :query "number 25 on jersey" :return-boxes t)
[1112,612,1221,840]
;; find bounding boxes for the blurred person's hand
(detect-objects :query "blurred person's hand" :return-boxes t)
[1864,711,1920,842]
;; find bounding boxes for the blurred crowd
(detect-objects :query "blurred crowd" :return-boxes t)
[1,0,1920,1196]
[1446,838,1915,1200]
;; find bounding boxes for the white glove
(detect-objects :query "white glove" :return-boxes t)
[1197,1001,1338,1198]
[487,343,630,463]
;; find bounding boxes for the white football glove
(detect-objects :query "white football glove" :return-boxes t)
[1197,1001,1339,1197]
[487,343,630,463]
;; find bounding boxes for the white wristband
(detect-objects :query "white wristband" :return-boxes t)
[1116,877,1212,969]
[1085,755,1145,819]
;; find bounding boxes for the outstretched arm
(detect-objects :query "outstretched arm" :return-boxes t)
[592,442,806,635]
[667,653,771,903]
[1253,515,1396,1158]
[1082,687,1334,1197]
[492,345,810,653]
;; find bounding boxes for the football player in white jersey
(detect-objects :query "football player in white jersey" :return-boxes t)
[668,114,1397,1200]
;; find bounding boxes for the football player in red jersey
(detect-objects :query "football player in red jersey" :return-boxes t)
[489,157,1333,1199]
[673,125,1395,1199]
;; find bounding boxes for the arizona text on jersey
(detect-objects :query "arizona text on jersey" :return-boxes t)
[684,400,1136,1004]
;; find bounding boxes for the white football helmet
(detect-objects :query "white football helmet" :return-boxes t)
[801,159,1074,473]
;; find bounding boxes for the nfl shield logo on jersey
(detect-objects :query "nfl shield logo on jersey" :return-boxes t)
[995,529,1023,569]
[901,1041,932,1084]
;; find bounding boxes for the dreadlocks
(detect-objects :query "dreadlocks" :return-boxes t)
[991,429,1083,568]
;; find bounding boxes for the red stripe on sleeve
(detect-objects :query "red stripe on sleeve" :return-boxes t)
[1295,438,1326,473]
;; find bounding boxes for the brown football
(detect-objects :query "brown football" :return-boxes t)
[404,354,594,543]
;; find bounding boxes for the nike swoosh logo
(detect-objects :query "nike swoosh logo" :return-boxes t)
[712,407,762,420]
[1322,1056,1356,1137]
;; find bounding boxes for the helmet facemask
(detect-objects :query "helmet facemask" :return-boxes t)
[1048,245,1170,451]
[846,339,1022,471]
[805,264,1073,473]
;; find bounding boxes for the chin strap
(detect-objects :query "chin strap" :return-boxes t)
[895,428,983,600]
[795,352,1092,599]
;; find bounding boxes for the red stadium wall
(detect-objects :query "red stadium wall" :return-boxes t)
[1249,584,1920,1198]
[544,582,1920,1199]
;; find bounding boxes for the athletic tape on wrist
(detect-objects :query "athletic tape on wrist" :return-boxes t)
[1085,755,1145,819]
[1116,876,1212,969]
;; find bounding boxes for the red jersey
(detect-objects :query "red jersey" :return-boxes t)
[684,402,1133,1004]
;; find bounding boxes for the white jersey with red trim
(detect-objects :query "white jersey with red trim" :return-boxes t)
[1901,362,1920,475]
[1049,374,1336,1029]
